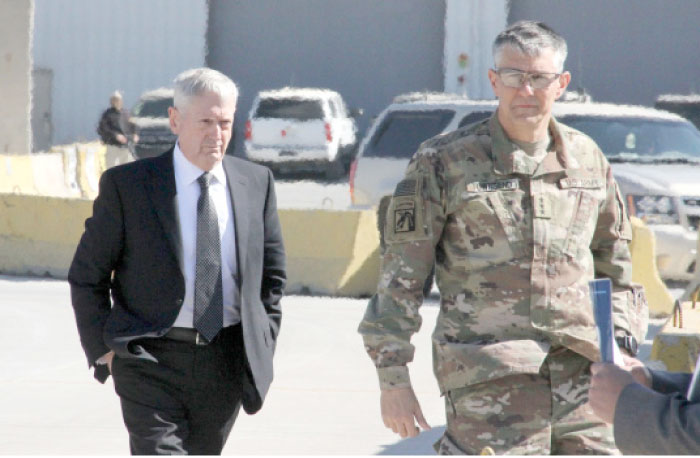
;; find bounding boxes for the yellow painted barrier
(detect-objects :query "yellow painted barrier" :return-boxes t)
[0,194,92,277]
[649,302,700,373]
[0,193,380,297]
[0,142,113,200]
[0,154,38,194]
[279,209,379,297]
[630,216,675,317]
[0,194,668,301]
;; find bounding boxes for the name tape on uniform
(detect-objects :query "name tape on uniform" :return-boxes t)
[466,178,520,193]
[559,177,603,189]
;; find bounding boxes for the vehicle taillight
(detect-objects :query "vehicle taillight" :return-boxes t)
[627,194,636,216]
[349,158,358,204]
[245,120,252,141]
[325,122,333,143]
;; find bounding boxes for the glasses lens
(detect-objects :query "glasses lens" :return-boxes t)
[530,74,554,89]
[499,70,524,88]
[498,69,558,89]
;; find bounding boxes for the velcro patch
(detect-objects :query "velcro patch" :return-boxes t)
[394,179,417,197]
[466,178,519,192]
[559,177,603,189]
[394,201,416,233]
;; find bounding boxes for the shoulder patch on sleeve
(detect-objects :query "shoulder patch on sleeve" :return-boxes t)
[393,201,416,233]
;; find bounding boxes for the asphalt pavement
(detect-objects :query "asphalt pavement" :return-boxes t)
[0,275,668,455]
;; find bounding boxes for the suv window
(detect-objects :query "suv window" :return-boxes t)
[364,109,455,159]
[457,110,493,129]
[132,97,173,118]
[254,98,324,120]
[328,100,338,118]
[559,115,700,161]
[335,97,348,117]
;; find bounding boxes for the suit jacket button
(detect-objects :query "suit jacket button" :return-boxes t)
[175,298,183,305]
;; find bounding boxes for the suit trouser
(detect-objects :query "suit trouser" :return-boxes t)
[111,325,245,455]
[435,347,619,455]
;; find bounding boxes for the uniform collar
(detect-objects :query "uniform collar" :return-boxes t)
[488,113,579,177]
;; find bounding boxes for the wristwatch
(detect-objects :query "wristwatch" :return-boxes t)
[615,335,639,356]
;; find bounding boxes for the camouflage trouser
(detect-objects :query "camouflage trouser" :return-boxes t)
[434,347,619,455]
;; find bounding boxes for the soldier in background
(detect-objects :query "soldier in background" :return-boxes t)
[97,91,136,167]
[97,91,128,146]
[358,21,647,454]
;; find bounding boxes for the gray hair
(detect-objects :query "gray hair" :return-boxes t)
[173,67,238,112]
[493,21,568,73]
[109,90,122,107]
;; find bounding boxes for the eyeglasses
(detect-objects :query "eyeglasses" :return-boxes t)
[494,68,561,89]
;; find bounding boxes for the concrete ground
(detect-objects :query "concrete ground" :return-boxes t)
[0,275,669,455]
[0,275,443,455]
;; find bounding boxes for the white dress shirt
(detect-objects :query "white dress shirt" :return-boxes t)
[172,143,240,328]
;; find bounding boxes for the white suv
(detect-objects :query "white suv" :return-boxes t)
[244,87,358,178]
[350,93,497,207]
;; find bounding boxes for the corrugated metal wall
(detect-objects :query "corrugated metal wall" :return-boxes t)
[32,0,207,146]
[206,0,446,156]
[509,0,700,106]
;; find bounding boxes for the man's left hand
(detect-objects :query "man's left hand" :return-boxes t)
[588,362,637,423]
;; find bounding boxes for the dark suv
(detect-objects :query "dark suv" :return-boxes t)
[126,88,176,159]
[655,94,700,130]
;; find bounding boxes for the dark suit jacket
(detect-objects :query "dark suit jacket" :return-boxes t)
[614,369,699,454]
[68,149,286,414]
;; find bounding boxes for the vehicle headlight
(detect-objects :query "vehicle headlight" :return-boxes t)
[628,195,679,224]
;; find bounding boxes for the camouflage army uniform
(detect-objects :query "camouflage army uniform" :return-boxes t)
[358,114,648,455]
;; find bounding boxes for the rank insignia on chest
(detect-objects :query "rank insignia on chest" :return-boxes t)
[533,193,552,219]
[394,201,416,233]
[466,178,520,192]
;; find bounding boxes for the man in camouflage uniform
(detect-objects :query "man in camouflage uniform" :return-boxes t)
[358,21,648,455]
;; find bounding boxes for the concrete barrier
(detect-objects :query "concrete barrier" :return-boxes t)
[279,209,379,297]
[0,194,92,277]
[630,216,675,317]
[0,142,118,200]
[0,193,673,301]
[649,301,700,373]
[0,194,380,297]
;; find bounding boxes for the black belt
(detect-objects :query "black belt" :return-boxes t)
[164,327,210,346]
[163,325,241,346]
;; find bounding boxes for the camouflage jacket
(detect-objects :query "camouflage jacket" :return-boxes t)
[358,114,648,394]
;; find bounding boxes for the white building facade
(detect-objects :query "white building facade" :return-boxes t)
[32,0,207,147]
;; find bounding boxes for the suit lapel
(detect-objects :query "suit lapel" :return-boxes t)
[145,150,184,271]
[223,157,249,287]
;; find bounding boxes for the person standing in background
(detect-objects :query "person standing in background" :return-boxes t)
[97,91,128,146]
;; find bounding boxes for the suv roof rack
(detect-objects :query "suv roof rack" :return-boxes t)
[392,91,471,104]
[656,93,700,104]
[559,88,592,103]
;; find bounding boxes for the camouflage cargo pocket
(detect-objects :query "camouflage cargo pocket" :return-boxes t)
[433,339,549,392]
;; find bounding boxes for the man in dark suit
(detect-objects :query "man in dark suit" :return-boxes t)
[589,359,700,454]
[68,67,286,455]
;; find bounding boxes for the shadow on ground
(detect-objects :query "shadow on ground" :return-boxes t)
[378,425,445,455]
